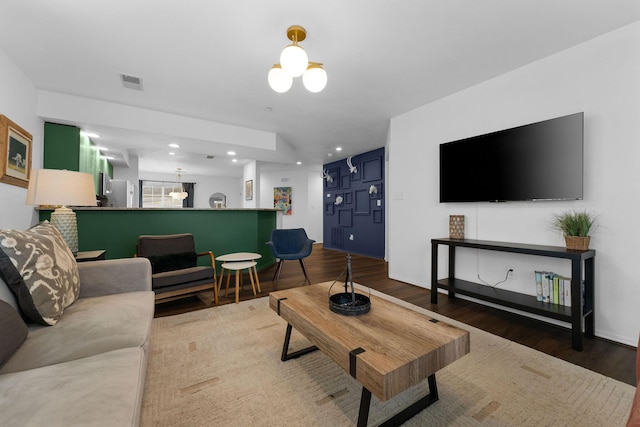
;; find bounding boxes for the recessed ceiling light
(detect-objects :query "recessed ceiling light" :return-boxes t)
[232,158,238,163]
[168,143,180,148]
[296,161,302,165]
[81,131,100,138]
[169,152,176,156]
[227,151,236,156]
[104,156,115,160]
[97,146,109,151]
[335,147,342,152]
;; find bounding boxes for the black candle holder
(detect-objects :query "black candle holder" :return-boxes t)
[328,254,371,316]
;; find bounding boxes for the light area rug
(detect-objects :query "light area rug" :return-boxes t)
[141,289,635,426]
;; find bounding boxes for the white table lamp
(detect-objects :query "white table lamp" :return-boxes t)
[25,169,97,254]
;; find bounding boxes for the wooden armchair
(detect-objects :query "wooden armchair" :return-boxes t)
[136,233,217,304]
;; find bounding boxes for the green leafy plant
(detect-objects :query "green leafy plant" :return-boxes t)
[552,210,598,237]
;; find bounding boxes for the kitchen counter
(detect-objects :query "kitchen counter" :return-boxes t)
[37,208,278,268]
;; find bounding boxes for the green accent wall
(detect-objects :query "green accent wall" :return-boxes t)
[38,209,277,271]
[44,122,80,170]
[79,133,112,189]
[44,122,113,192]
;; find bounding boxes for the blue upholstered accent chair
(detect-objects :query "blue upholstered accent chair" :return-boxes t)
[266,228,315,285]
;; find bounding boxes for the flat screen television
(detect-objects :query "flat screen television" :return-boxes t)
[439,112,583,202]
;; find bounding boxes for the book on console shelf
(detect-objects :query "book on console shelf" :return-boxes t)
[562,276,571,307]
[534,271,571,306]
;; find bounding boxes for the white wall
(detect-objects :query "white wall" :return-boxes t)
[260,166,324,243]
[388,22,640,346]
[0,49,43,229]
[139,172,242,208]
[306,169,324,243]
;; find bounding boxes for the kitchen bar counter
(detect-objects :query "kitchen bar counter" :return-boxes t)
[37,208,278,269]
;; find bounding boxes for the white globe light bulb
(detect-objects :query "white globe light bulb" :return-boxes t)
[267,65,293,93]
[280,44,308,77]
[302,64,327,93]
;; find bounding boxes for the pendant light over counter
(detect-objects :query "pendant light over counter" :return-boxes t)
[169,168,188,201]
[268,25,327,93]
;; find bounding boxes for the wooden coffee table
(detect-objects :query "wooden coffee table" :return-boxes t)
[269,282,470,427]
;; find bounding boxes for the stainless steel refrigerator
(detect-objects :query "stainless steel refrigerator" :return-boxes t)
[106,179,134,207]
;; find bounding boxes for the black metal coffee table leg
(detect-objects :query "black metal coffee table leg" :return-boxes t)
[280,323,318,361]
[357,374,439,427]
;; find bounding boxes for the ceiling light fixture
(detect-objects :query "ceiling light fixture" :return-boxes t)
[168,143,180,148]
[268,25,327,93]
[169,168,188,201]
[227,151,236,156]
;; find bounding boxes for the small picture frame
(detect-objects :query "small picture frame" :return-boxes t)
[245,179,253,200]
[0,115,32,188]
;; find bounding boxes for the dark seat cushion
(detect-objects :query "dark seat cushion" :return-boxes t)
[152,266,214,290]
[148,252,197,274]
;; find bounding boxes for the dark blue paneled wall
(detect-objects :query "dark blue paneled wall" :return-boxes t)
[323,147,385,259]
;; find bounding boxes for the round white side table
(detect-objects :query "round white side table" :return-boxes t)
[216,252,263,298]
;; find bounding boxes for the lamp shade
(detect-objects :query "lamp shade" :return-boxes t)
[26,169,97,207]
[267,65,293,93]
[280,44,308,77]
[302,63,327,93]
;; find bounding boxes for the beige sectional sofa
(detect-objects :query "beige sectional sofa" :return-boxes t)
[0,222,154,427]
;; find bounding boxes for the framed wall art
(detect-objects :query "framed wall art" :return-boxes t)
[245,179,253,200]
[0,115,32,188]
[274,186,292,215]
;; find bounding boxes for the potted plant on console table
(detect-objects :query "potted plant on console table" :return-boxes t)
[552,209,598,251]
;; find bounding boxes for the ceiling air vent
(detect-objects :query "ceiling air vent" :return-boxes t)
[120,73,143,91]
[206,155,215,159]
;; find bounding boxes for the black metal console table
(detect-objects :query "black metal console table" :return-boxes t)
[431,238,595,351]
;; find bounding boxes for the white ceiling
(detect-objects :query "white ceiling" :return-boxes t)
[1,1,639,177]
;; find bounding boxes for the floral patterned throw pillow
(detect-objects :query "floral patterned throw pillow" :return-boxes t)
[0,221,80,325]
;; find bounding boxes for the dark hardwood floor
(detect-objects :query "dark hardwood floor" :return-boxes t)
[155,244,637,386]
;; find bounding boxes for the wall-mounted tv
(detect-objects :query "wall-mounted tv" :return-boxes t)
[439,112,584,203]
